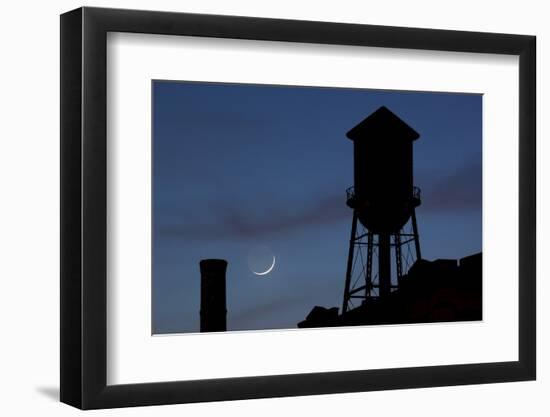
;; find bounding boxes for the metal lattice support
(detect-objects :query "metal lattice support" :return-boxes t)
[341,208,422,314]
[342,211,358,314]
[411,207,422,261]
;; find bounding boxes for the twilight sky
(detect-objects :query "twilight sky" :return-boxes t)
[152,81,482,334]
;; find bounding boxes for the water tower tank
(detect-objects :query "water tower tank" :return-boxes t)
[346,106,420,233]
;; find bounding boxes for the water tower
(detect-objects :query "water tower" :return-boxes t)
[342,106,422,314]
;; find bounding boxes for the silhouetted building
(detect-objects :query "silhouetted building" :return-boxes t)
[199,259,228,332]
[298,252,482,328]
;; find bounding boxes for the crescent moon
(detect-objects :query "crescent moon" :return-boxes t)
[252,256,276,276]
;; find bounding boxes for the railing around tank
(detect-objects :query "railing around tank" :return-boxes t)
[346,186,355,203]
[346,185,422,207]
[413,186,421,201]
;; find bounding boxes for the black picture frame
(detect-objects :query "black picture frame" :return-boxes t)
[60,6,536,410]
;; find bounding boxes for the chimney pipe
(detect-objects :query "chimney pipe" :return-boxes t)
[199,259,227,332]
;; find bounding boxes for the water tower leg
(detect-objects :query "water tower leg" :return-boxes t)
[394,233,403,282]
[378,233,391,297]
[411,208,422,260]
[365,232,373,297]
[342,210,358,314]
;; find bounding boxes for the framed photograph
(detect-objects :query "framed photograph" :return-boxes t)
[60,6,536,409]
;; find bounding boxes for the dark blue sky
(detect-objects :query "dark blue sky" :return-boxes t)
[152,81,482,334]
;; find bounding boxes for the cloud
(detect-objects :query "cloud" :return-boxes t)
[419,159,482,212]
[229,297,305,327]
[157,159,482,242]
[227,276,344,330]
[158,192,349,240]
[228,289,317,330]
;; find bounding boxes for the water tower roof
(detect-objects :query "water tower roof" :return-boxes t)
[346,106,420,142]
